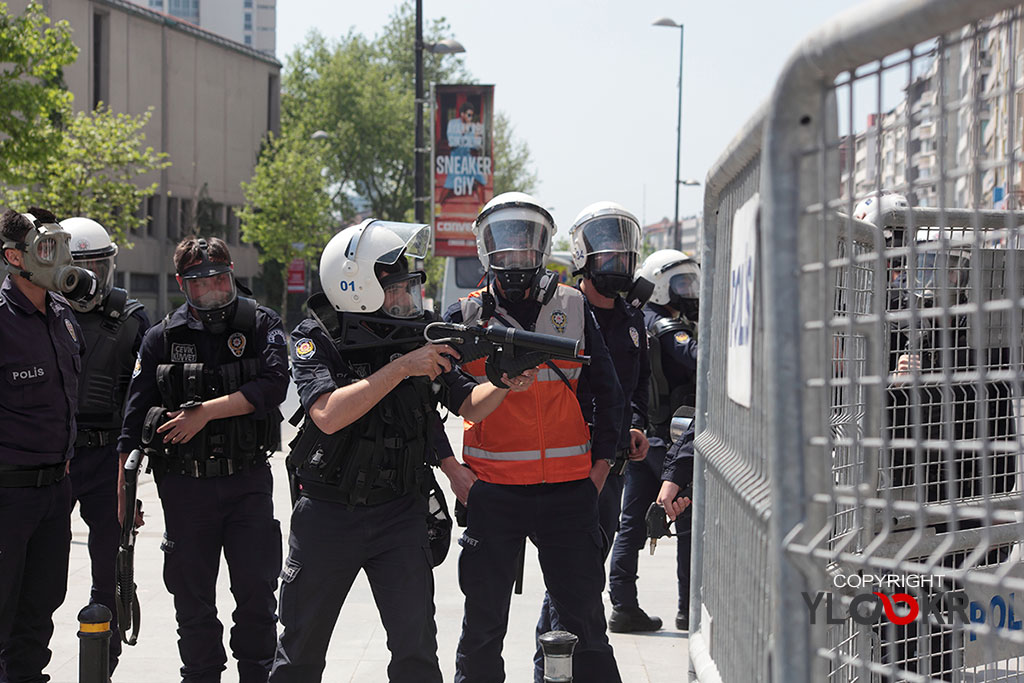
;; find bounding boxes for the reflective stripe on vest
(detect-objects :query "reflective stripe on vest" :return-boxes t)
[458,285,592,485]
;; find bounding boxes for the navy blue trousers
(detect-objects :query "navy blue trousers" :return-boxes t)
[608,448,691,614]
[69,444,121,672]
[155,465,281,683]
[533,472,624,679]
[455,479,621,683]
[0,476,71,683]
[270,493,440,683]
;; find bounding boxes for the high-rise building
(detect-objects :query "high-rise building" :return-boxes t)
[133,0,275,55]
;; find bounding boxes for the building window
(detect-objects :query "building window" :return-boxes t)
[132,273,159,294]
[245,34,252,45]
[92,12,109,109]
[167,197,180,242]
[244,12,252,30]
[243,0,252,6]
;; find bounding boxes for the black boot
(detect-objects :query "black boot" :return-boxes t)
[608,606,663,633]
[676,610,689,630]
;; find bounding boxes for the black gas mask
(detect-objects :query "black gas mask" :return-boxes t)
[179,239,238,334]
[585,252,639,298]
[667,268,700,321]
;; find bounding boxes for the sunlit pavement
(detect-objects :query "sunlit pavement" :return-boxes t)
[47,383,687,682]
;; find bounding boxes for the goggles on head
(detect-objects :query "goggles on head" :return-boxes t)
[179,239,237,311]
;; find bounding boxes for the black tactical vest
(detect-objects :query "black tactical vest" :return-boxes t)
[142,298,282,475]
[647,315,697,441]
[76,288,145,431]
[287,304,439,507]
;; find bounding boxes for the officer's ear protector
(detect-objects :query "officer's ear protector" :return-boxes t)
[624,276,654,309]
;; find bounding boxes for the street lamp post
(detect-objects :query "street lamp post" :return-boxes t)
[654,17,685,251]
[414,0,464,225]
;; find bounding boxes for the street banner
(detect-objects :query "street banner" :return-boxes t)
[286,258,306,294]
[433,84,494,257]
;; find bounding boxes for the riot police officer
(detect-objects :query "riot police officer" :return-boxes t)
[118,236,288,682]
[608,249,699,632]
[271,219,530,682]
[444,192,625,683]
[0,207,95,681]
[61,216,150,672]
[535,201,651,666]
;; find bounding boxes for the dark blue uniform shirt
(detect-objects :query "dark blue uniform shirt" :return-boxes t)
[644,303,698,451]
[118,303,290,454]
[0,275,85,465]
[580,296,650,451]
[663,422,695,488]
[289,317,477,417]
[444,294,625,465]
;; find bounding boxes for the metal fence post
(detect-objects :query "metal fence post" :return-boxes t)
[78,603,111,683]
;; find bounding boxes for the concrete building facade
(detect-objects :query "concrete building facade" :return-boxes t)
[7,0,281,316]
[132,0,276,55]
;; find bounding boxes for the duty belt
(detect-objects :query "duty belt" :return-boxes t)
[0,462,68,488]
[75,430,121,449]
[154,455,263,479]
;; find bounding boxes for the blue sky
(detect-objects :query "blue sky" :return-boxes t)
[277,0,866,235]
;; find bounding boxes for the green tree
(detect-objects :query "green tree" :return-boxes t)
[493,111,538,195]
[238,130,333,313]
[0,106,169,244]
[0,1,78,185]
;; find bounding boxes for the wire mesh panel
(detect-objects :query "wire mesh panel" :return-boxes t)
[690,102,772,681]
[758,0,1024,681]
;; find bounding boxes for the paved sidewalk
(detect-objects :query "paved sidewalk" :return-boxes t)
[46,387,687,682]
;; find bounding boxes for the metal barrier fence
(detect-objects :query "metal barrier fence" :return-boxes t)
[693,1,1024,681]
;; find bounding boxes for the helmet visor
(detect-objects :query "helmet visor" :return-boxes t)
[182,271,237,311]
[912,252,968,297]
[580,216,640,257]
[381,271,426,319]
[482,219,550,271]
[74,256,114,300]
[669,269,700,300]
[352,221,431,265]
[589,251,638,277]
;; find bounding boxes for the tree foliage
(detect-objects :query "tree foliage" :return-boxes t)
[493,111,538,195]
[0,106,169,244]
[0,1,78,185]
[238,130,333,266]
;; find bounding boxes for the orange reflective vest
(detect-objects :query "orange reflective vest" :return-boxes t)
[458,285,592,485]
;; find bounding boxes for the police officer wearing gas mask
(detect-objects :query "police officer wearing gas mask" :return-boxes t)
[271,219,531,682]
[608,249,699,633]
[534,201,651,671]
[443,192,625,683]
[0,207,94,681]
[119,236,288,682]
[58,216,150,673]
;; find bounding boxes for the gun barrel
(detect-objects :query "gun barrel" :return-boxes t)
[483,324,582,359]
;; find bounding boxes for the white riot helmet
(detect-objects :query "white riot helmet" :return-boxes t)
[853,190,908,226]
[61,216,118,313]
[320,218,431,318]
[569,201,641,297]
[636,249,700,320]
[473,192,553,302]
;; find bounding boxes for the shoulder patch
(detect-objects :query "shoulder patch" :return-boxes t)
[132,354,142,379]
[295,338,316,360]
[675,331,690,344]
[629,327,640,348]
[64,318,77,343]
[267,328,287,346]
